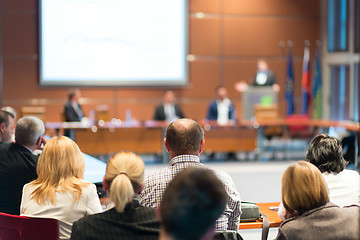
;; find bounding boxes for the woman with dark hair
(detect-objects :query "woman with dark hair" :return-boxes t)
[306,134,360,207]
[276,161,359,240]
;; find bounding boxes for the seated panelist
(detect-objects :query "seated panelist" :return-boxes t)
[153,90,185,122]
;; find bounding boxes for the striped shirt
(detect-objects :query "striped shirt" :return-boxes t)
[139,154,241,231]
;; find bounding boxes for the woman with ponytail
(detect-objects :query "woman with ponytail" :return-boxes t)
[70,152,160,240]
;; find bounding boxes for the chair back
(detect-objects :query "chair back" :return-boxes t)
[0,212,58,240]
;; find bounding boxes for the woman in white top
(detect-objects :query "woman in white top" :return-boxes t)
[20,136,102,240]
[278,134,360,219]
[306,134,360,206]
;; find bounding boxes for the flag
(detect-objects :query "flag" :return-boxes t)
[301,44,312,115]
[312,47,322,119]
[285,47,295,115]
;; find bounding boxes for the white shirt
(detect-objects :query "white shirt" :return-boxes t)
[256,72,267,85]
[217,98,231,125]
[164,103,178,122]
[20,183,102,240]
[322,169,360,207]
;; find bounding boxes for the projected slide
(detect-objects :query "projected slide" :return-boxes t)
[39,0,188,86]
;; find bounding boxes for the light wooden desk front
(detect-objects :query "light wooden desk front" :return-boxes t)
[239,202,282,230]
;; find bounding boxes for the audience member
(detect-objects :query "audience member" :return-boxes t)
[0,116,44,215]
[306,134,360,206]
[1,106,17,120]
[0,110,15,143]
[276,161,359,240]
[71,152,160,240]
[278,134,360,220]
[20,136,102,240]
[64,88,84,140]
[153,90,185,122]
[159,168,227,240]
[139,118,241,231]
[206,86,236,125]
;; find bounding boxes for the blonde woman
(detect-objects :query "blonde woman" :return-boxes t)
[276,161,359,240]
[70,152,160,240]
[20,136,102,240]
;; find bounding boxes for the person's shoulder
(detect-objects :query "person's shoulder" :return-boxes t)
[81,182,98,193]
[342,169,360,177]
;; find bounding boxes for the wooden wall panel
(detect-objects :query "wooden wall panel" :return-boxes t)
[223,18,319,56]
[223,0,320,16]
[0,0,321,123]
[2,13,37,55]
[189,0,220,13]
[190,18,220,55]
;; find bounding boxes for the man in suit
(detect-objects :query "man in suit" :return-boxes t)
[0,109,15,143]
[252,59,280,91]
[64,88,84,122]
[206,86,236,125]
[64,88,84,139]
[159,168,227,240]
[235,59,280,93]
[153,90,185,122]
[0,116,45,215]
[139,118,241,231]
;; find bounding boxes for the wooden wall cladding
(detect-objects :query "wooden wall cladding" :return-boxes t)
[1,0,320,122]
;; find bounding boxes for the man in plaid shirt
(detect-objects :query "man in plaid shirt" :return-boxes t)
[139,118,241,231]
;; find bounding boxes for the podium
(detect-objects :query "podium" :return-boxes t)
[242,86,278,120]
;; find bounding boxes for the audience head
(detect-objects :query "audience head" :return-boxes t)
[0,110,15,143]
[164,90,176,104]
[15,116,45,149]
[282,161,329,217]
[216,86,228,101]
[104,152,145,212]
[31,136,87,204]
[1,106,17,119]
[306,134,346,173]
[68,88,81,102]
[160,168,227,240]
[165,118,204,158]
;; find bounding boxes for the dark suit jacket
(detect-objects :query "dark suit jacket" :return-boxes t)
[276,203,360,240]
[0,143,38,215]
[64,101,83,122]
[206,100,235,121]
[71,200,160,240]
[252,70,277,86]
[153,104,185,121]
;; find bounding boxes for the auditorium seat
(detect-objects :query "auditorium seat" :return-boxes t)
[0,212,58,240]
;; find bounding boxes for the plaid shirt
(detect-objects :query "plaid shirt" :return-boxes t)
[139,155,241,231]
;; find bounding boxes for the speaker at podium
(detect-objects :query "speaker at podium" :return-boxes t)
[242,86,278,120]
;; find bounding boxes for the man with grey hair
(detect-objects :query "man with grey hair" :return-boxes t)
[0,110,15,143]
[0,116,45,215]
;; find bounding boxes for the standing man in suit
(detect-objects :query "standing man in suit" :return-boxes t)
[139,118,241,231]
[153,90,185,122]
[252,59,280,91]
[206,86,236,125]
[0,109,15,143]
[0,116,45,215]
[64,88,84,140]
[64,88,84,122]
[235,59,280,92]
